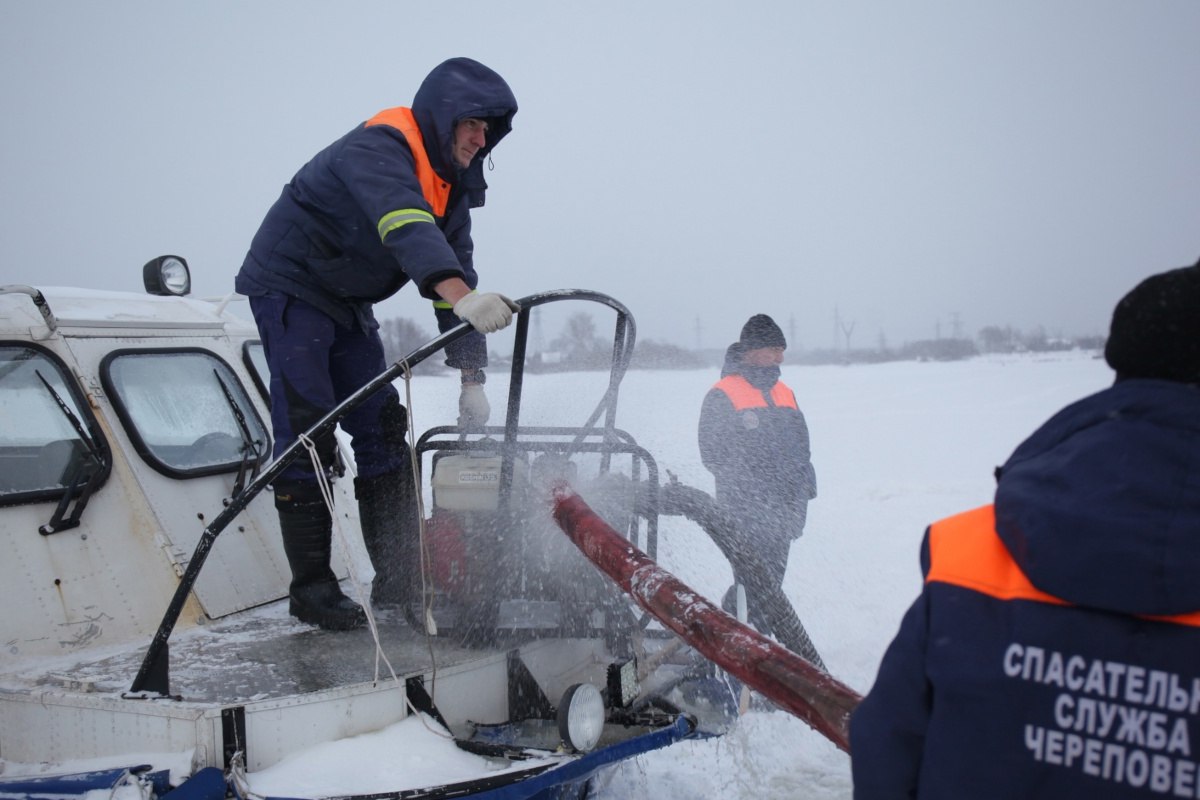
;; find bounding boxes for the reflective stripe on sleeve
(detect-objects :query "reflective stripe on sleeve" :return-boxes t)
[378,208,435,240]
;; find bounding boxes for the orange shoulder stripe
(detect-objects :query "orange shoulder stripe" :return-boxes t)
[365,106,451,218]
[927,505,1200,627]
[926,505,1068,605]
[713,375,798,411]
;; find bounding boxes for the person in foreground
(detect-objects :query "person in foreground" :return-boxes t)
[235,57,520,630]
[698,314,817,636]
[849,260,1200,798]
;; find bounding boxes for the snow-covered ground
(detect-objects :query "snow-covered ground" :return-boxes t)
[407,347,1114,798]
[1,347,1113,799]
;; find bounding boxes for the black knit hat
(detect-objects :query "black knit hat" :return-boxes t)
[1103,260,1200,385]
[740,314,787,350]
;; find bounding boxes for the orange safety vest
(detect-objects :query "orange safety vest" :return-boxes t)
[926,505,1200,628]
[713,374,798,411]
[365,107,451,217]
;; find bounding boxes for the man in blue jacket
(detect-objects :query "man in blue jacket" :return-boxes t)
[235,57,520,630]
[850,261,1200,798]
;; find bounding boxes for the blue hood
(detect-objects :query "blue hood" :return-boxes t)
[994,379,1200,616]
[412,57,518,185]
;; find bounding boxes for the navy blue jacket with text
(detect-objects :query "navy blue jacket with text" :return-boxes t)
[850,379,1200,799]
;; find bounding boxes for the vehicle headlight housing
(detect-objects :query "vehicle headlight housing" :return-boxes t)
[607,658,639,708]
[143,255,191,296]
[557,683,605,753]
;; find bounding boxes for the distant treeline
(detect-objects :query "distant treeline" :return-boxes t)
[379,313,1105,373]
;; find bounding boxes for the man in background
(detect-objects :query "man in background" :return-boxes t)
[850,261,1200,798]
[235,57,520,630]
[699,314,818,637]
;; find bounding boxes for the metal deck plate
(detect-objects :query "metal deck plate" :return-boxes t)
[4,599,531,704]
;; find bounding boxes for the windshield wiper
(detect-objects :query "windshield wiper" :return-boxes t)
[212,369,264,500]
[35,370,105,535]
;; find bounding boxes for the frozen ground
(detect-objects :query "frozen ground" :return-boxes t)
[408,347,1114,798]
[0,347,1113,799]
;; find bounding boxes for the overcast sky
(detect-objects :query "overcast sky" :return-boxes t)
[2,1,1197,350]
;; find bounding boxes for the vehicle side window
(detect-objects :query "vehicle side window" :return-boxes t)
[0,343,111,506]
[101,349,270,479]
[243,340,270,402]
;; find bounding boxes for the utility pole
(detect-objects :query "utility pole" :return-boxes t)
[835,305,855,352]
[840,318,856,352]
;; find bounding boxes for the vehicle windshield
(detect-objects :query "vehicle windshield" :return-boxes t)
[102,350,270,478]
[0,344,108,504]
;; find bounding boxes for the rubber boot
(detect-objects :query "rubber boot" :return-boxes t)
[354,468,420,610]
[276,489,366,631]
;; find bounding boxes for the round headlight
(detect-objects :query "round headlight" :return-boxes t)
[143,255,191,296]
[557,683,605,753]
[160,257,190,294]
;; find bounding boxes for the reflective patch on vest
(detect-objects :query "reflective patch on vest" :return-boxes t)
[741,411,760,430]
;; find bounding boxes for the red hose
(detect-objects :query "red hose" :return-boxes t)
[551,483,861,752]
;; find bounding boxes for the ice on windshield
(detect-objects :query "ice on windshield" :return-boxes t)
[103,350,269,476]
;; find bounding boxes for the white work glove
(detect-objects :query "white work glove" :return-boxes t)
[452,292,521,333]
[458,383,490,431]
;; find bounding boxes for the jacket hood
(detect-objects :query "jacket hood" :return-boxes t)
[994,379,1200,616]
[720,342,745,377]
[411,57,518,184]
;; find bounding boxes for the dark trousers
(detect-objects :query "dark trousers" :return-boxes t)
[722,499,807,634]
[250,293,407,486]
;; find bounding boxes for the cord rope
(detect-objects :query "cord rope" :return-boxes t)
[296,368,449,742]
